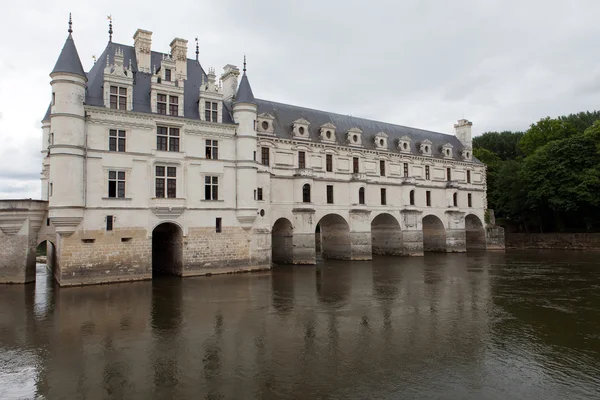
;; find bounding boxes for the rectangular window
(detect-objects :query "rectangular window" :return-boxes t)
[253,151,256,161]
[359,188,365,205]
[109,129,126,152]
[467,170,471,184]
[110,86,127,110]
[353,157,359,173]
[326,185,334,204]
[257,188,263,201]
[380,160,385,177]
[205,176,219,200]
[106,215,113,231]
[205,140,219,160]
[426,190,431,206]
[468,193,472,207]
[155,166,176,198]
[157,126,180,152]
[165,68,171,82]
[381,188,387,205]
[108,171,126,198]
[425,165,430,180]
[403,163,409,178]
[409,190,415,205]
[52,92,55,105]
[169,96,178,116]
[50,133,54,145]
[453,193,458,207]
[157,93,167,115]
[46,218,50,226]
[49,183,53,196]
[447,168,452,181]
[326,154,333,172]
[261,147,270,166]
[205,101,218,122]
[216,217,222,233]
[298,151,306,169]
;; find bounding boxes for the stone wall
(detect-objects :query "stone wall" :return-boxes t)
[506,233,600,250]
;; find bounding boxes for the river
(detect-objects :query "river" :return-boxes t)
[1,250,599,399]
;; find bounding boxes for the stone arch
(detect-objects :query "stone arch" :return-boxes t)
[371,213,402,255]
[465,214,486,250]
[316,213,351,260]
[36,239,57,279]
[272,218,294,265]
[422,214,446,252]
[152,222,183,276]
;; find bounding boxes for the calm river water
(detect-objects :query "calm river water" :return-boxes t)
[1,250,599,399]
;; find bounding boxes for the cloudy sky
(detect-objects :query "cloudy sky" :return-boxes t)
[1,0,599,199]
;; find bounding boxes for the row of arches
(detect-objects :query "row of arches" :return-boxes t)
[272,213,486,263]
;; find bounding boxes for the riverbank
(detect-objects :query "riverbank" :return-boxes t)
[506,233,600,250]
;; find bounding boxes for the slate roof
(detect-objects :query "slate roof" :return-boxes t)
[252,98,478,162]
[51,34,86,78]
[234,73,256,104]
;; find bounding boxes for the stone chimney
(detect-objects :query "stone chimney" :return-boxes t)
[221,64,240,101]
[133,29,152,73]
[170,38,188,80]
[454,119,473,149]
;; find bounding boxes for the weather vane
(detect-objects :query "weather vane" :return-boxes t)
[107,15,113,42]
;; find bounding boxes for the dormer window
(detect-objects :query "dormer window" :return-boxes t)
[461,147,473,161]
[398,135,411,153]
[205,102,218,122]
[374,132,388,150]
[157,94,167,115]
[165,68,172,82]
[320,123,337,143]
[293,118,310,140]
[441,143,454,159]
[258,113,275,134]
[110,86,127,110]
[346,127,363,147]
[419,139,433,156]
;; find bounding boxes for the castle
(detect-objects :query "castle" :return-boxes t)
[0,18,504,286]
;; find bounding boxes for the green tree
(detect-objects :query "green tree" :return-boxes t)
[473,131,523,160]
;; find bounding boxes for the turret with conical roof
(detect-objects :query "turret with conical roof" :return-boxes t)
[47,14,87,237]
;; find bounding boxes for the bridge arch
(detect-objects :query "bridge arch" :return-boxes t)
[465,214,486,250]
[316,213,351,260]
[152,222,183,276]
[422,214,446,252]
[36,239,57,280]
[371,213,402,255]
[272,218,294,265]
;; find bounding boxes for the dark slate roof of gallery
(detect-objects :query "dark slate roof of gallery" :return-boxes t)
[234,73,256,104]
[253,99,479,162]
[51,34,87,78]
[84,42,235,123]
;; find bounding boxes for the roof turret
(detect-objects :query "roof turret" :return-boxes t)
[234,56,256,105]
[50,14,87,79]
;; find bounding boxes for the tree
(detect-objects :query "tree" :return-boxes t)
[473,131,523,160]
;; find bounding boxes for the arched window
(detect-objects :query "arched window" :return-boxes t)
[453,192,458,207]
[409,190,415,205]
[358,187,365,205]
[302,184,311,203]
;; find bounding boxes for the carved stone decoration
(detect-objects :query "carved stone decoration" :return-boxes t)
[419,139,433,156]
[319,122,337,143]
[346,127,363,147]
[441,142,454,159]
[258,113,275,135]
[461,146,473,161]
[151,207,186,218]
[398,135,412,153]
[51,216,83,237]
[374,131,388,150]
[0,215,28,235]
[292,118,310,140]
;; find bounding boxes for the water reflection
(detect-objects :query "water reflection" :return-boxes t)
[0,252,599,399]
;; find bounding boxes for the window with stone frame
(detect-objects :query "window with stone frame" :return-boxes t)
[468,193,472,207]
[205,101,218,122]
[467,170,471,183]
[261,147,270,166]
[109,129,126,152]
[154,166,177,198]
[447,168,452,181]
[426,190,431,206]
[169,96,178,115]
[205,176,219,200]
[326,154,333,172]
[108,171,125,198]
[425,165,430,180]
[403,163,409,178]
[359,187,365,205]
[326,185,334,204]
[353,157,359,173]
[380,188,387,205]
[298,151,306,169]
[157,93,167,115]
[165,68,172,82]
[302,184,311,203]
[453,192,458,207]
[205,140,219,160]
[157,126,180,152]
[409,190,415,205]
[380,160,386,177]
[110,86,127,110]
[257,188,263,201]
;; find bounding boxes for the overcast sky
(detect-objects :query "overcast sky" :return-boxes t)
[1,0,600,199]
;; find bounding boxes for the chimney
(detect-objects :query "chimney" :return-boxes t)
[133,29,152,73]
[221,64,240,101]
[454,119,473,149]
[170,38,188,80]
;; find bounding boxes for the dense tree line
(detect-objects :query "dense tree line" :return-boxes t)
[474,111,600,232]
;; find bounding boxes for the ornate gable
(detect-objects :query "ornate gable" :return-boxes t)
[258,113,275,135]
[441,142,454,159]
[292,118,310,140]
[320,122,337,143]
[397,135,411,153]
[419,139,433,156]
[346,127,363,147]
[374,131,388,150]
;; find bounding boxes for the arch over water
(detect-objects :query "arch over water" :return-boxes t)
[422,215,446,252]
[272,218,294,265]
[316,214,351,260]
[152,222,183,276]
[36,240,57,280]
[371,213,402,255]
[465,214,486,250]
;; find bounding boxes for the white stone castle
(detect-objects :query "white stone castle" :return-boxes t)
[0,18,504,286]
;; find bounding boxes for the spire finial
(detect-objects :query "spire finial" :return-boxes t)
[107,15,113,42]
[195,37,199,61]
[243,55,246,73]
[68,13,73,34]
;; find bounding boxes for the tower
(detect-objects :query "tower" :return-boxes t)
[232,58,258,228]
[454,119,473,149]
[47,15,87,236]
